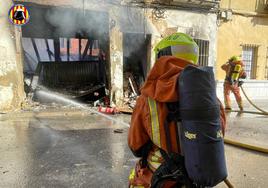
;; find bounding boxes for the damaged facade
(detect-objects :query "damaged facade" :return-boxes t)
[0,0,220,111]
[0,1,25,111]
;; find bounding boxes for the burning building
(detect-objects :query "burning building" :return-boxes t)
[0,0,221,111]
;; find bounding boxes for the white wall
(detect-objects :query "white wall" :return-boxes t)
[216,80,268,100]
[147,9,218,68]
[112,7,218,69]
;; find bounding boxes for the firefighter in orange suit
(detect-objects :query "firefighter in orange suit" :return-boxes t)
[128,33,226,188]
[221,56,247,111]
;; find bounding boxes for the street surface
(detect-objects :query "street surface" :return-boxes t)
[0,100,267,188]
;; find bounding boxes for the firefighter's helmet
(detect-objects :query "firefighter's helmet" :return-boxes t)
[229,56,241,63]
[154,32,199,64]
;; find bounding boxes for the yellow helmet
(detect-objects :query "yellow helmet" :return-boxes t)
[154,33,199,64]
[229,56,241,62]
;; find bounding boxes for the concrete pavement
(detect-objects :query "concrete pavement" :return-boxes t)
[0,101,267,188]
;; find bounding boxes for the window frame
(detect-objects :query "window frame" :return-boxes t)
[241,44,259,79]
[194,38,209,66]
[265,47,268,80]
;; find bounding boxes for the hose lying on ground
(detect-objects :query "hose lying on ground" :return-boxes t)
[227,110,267,115]
[224,178,234,188]
[222,137,268,188]
[240,85,268,115]
[223,85,268,187]
[224,138,268,154]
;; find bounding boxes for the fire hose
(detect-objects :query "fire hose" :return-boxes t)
[223,137,268,188]
[240,85,268,115]
[225,85,268,153]
[222,84,268,187]
[227,84,268,115]
[224,138,268,154]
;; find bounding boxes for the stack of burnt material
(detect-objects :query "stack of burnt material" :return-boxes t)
[119,73,140,114]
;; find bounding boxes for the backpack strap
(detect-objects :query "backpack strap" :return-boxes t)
[163,120,172,154]
[151,147,195,188]
[164,102,181,154]
[151,102,198,188]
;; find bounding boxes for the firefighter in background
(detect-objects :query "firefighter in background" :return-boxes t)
[221,56,247,111]
[128,33,226,188]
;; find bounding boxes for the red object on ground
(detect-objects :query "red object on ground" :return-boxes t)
[104,96,110,106]
[98,106,116,114]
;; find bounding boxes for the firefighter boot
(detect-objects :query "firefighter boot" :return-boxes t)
[238,102,243,111]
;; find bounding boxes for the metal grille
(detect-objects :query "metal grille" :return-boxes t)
[40,61,101,89]
[194,39,209,66]
[241,44,258,79]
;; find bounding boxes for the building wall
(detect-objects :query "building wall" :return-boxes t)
[217,0,268,80]
[0,0,25,112]
[145,9,218,69]
[12,0,218,107]
[109,10,124,107]
[220,0,257,12]
[217,80,268,100]
[112,7,218,104]
[220,0,268,13]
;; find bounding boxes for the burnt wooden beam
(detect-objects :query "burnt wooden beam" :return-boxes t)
[53,38,61,62]
[67,38,70,61]
[82,39,90,60]
[89,41,93,56]
[31,38,41,62]
[45,39,52,61]
[79,38,81,61]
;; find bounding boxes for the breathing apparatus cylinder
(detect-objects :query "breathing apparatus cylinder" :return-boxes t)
[230,63,242,84]
[179,65,227,187]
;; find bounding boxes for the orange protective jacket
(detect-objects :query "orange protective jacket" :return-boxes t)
[128,56,226,188]
[129,56,226,154]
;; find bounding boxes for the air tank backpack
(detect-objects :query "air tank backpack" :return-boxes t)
[179,65,227,186]
[227,62,242,85]
[151,65,227,188]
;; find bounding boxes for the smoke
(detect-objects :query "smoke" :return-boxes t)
[44,3,151,52]
[45,5,110,39]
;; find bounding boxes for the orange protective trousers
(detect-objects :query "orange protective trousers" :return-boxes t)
[223,82,243,109]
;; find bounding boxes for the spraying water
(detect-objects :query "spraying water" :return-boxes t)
[35,89,130,128]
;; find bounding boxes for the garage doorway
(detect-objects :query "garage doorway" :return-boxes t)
[21,3,109,103]
[123,33,151,96]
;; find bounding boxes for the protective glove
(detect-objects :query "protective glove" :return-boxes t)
[238,81,244,87]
